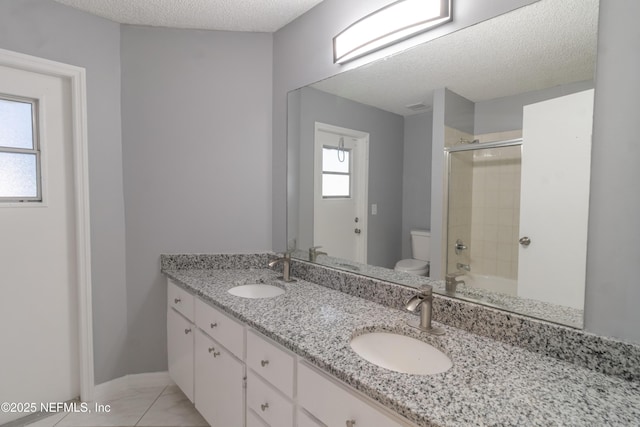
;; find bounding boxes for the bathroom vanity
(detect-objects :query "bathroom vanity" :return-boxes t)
[162,254,640,427]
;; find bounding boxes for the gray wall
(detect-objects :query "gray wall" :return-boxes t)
[121,26,273,373]
[293,87,404,268]
[584,0,640,343]
[402,112,433,259]
[0,0,128,384]
[445,90,476,135]
[474,80,594,134]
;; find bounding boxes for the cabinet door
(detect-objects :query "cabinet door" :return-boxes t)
[195,329,244,427]
[167,307,194,402]
[298,409,326,427]
[298,362,405,427]
[247,409,269,427]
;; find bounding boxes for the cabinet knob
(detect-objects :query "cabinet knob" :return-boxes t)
[346,420,356,427]
[261,359,269,367]
[210,322,218,328]
[184,328,191,334]
[174,298,181,304]
[260,402,269,412]
[208,347,221,357]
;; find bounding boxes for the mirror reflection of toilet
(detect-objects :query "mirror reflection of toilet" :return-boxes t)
[395,229,431,276]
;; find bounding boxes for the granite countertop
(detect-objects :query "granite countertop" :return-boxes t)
[164,267,640,427]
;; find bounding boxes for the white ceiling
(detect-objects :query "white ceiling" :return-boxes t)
[52,0,325,32]
[311,0,599,116]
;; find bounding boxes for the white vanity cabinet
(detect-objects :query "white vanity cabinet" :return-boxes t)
[246,330,295,427]
[166,278,417,427]
[298,362,408,427]
[167,280,195,402]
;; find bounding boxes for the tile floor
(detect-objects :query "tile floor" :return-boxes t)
[25,385,208,427]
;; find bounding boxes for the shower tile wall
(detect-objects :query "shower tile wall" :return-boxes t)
[470,146,521,279]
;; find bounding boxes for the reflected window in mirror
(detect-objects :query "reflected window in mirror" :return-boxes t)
[322,146,351,198]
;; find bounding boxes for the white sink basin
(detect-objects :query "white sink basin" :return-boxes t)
[350,332,452,375]
[227,284,285,299]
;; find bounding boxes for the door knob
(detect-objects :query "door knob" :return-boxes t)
[519,236,531,247]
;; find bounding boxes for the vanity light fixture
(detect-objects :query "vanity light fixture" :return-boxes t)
[333,0,452,64]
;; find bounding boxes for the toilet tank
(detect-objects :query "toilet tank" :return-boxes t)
[410,229,431,261]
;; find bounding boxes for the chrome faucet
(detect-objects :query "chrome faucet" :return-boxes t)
[308,246,327,262]
[445,273,465,294]
[456,262,471,272]
[404,285,445,335]
[268,252,295,282]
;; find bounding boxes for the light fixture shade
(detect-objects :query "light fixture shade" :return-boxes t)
[333,0,452,64]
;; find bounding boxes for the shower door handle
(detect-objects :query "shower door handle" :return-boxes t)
[519,236,531,247]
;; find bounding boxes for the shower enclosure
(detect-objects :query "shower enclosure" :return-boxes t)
[445,139,522,296]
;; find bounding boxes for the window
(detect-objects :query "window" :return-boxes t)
[322,146,351,198]
[0,95,41,202]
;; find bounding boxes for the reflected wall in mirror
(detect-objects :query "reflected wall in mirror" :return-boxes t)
[287,0,599,329]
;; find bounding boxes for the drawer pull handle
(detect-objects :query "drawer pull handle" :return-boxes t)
[208,347,221,357]
[184,328,191,334]
[261,360,269,367]
[210,322,218,328]
[346,420,356,427]
[174,298,181,304]
[260,402,269,412]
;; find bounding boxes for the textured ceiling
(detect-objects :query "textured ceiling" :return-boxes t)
[52,0,325,32]
[312,0,599,116]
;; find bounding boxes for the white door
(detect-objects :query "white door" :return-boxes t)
[313,123,368,263]
[517,89,594,309]
[0,64,80,423]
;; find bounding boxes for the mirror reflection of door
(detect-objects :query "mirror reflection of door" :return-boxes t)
[517,89,594,309]
[313,122,369,263]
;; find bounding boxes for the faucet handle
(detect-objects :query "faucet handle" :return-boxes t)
[417,284,433,297]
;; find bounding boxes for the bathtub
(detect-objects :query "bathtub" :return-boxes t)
[458,273,517,296]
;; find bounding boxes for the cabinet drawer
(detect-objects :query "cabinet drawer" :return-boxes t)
[246,330,295,398]
[195,298,244,358]
[298,362,405,427]
[247,370,293,427]
[167,279,194,321]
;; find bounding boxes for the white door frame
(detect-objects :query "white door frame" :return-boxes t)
[0,48,94,400]
[314,122,369,263]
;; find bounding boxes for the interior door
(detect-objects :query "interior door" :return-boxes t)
[517,89,594,309]
[0,65,79,423]
[313,124,368,263]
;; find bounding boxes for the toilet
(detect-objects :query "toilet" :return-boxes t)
[395,229,431,276]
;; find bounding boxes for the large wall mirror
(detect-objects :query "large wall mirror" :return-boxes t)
[287,0,599,329]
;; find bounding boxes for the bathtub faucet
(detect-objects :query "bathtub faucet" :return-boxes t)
[456,262,471,272]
